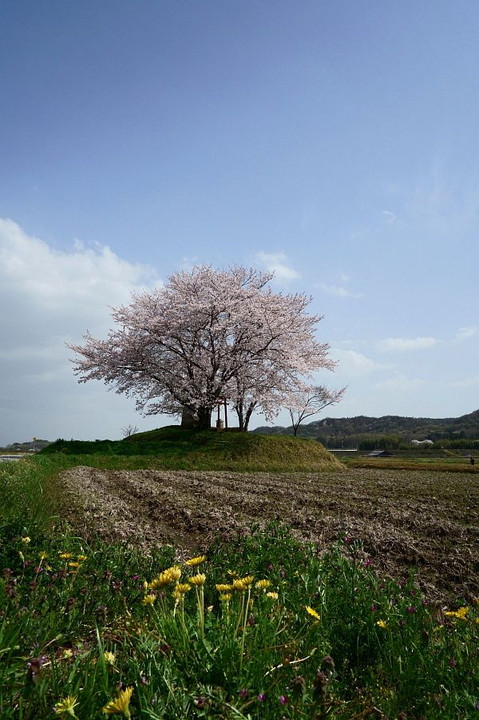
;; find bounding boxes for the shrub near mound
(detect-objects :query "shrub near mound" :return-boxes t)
[42,427,343,472]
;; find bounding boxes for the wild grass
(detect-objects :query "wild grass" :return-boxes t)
[41,427,344,472]
[0,458,478,718]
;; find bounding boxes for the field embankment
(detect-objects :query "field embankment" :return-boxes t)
[42,426,343,472]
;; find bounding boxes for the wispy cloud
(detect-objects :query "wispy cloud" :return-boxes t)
[318,282,364,299]
[381,210,397,224]
[316,272,363,299]
[374,373,425,392]
[455,325,477,342]
[331,349,384,376]
[376,337,438,352]
[255,251,300,281]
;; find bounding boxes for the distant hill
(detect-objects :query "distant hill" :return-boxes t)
[0,439,51,453]
[253,409,479,447]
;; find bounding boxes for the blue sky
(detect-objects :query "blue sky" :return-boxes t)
[1,0,478,444]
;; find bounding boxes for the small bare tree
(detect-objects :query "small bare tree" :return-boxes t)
[286,385,346,436]
[121,424,139,438]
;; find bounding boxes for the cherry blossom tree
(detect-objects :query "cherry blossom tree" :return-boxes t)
[285,385,347,436]
[68,266,337,431]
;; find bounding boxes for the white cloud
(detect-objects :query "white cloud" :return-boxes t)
[376,337,438,352]
[381,210,397,224]
[331,348,382,376]
[318,282,364,299]
[455,325,477,342]
[0,218,157,314]
[0,218,160,445]
[255,251,300,281]
[316,271,363,299]
[374,373,425,393]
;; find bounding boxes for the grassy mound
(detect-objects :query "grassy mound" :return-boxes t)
[41,426,343,472]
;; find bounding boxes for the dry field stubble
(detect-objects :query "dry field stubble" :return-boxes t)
[61,465,479,604]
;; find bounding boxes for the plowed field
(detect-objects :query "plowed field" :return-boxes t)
[61,466,479,603]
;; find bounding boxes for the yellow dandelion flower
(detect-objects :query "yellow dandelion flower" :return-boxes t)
[21,536,31,544]
[77,554,87,562]
[38,551,48,560]
[149,569,177,590]
[232,580,247,592]
[103,651,116,665]
[306,605,321,621]
[189,573,206,586]
[255,579,272,590]
[54,694,79,716]
[102,686,133,716]
[220,593,232,602]
[59,552,73,560]
[266,591,279,600]
[185,555,206,566]
[240,575,254,586]
[216,583,233,592]
[376,619,388,629]
[232,575,254,591]
[148,576,166,590]
[148,565,182,589]
[142,593,156,606]
[62,648,74,659]
[175,583,191,594]
[166,565,182,582]
[68,562,80,569]
[444,606,469,619]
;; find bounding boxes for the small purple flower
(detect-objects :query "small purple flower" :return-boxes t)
[370,604,377,612]
[279,695,288,705]
[239,688,248,699]
[364,558,372,567]
[257,693,266,702]
[449,658,456,667]
[407,605,417,613]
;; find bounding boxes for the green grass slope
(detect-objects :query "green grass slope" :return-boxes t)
[41,426,343,472]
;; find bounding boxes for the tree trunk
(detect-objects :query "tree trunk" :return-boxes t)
[234,402,244,431]
[181,406,197,428]
[242,402,257,432]
[196,407,212,431]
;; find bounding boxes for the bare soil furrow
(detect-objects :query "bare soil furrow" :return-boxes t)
[60,466,479,603]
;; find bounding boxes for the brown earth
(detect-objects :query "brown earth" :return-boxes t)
[60,466,479,604]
